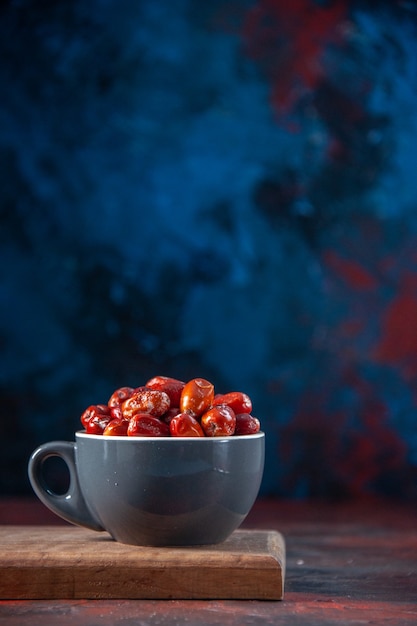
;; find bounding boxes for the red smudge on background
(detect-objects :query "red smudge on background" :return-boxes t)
[281,366,407,497]
[323,250,378,291]
[241,0,348,113]
[336,318,365,339]
[280,399,347,496]
[374,273,417,379]
[339,367,407,495]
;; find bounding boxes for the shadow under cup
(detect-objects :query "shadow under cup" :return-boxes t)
[28,431,265,546]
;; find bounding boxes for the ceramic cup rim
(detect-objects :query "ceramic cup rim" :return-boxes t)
[76,429,264,442]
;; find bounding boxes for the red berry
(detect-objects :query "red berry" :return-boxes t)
[213,391,252,414]
[127,413,170,437]
[180,378,214,417]
[234,413,260,435]
[103,418,129,436]
[170,413,205,437]
[81,404,111,430]
[145,376,185,407]
[122,388,170,419]
[201,405,236,437]
[108,386,135,408]
[85,414,112,435]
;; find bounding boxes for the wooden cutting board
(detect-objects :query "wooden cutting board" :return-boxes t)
[0,526,285,600]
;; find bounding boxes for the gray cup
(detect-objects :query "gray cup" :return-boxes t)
[28,431,265,546]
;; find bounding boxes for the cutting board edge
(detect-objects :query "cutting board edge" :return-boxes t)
[0,526,285,601]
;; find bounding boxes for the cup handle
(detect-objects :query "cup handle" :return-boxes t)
[28,441,104,531]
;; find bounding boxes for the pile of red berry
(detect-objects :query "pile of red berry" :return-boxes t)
[81,376,261,437]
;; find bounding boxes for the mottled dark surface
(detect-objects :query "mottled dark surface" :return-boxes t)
[1,497,417,624]
[1,0,417,499]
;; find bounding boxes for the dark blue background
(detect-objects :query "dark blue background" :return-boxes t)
[1,0,417,499]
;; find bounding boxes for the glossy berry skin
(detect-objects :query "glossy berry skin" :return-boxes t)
[81,375,261,437]
[201,405,236,437]
[234,413,260,435]
[180,378,214,417]
[108,386,135,408]
[127,413,170,437]
[109,405,123,420]
[81,404,111,429]
[122,388,171,419]
[85,413,112,434]
[103,418,129,436]
[213,392,252,415]
[169,413,205,437]
[145,376,185,407]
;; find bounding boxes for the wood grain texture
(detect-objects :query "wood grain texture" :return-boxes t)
[1,498,417,625]
[0,526,285,600]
